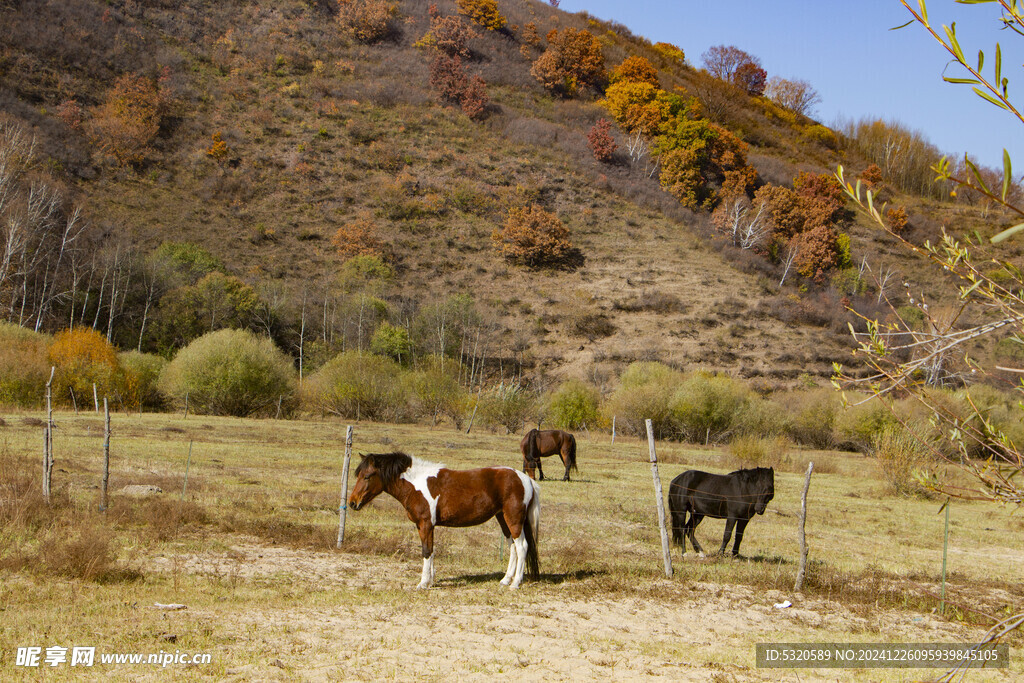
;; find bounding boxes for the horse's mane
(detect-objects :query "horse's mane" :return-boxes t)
[357,451,414,487]
[727,467,774,485]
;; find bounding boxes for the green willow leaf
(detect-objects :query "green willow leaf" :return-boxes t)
[1002,149,1013,201]
[944,76,981,84]
[944,24,967,63]
[973,86,1010,109]
[991,222,1024,243]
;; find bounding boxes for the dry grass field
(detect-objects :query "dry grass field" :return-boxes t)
[1,410,1022,681]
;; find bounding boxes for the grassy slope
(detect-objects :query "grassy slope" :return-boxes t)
[0,0,1011,385]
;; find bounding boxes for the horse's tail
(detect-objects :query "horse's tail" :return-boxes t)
[524,480,540,579]
[525,428,540,467]
[566,434,578,473]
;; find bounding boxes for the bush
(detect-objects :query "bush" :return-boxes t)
[48,327,121,409]
[408,357,468,426]
[601,361,681,438]
[587,118,617,162]
[728,434,790,469]
[477,382,537,434]
[834,398,900,452]
[424,6,476,58]
[784,388,838,449]
[158,329,296,417]
[337,0,398,43]
[456,0,507,31]
[492,205,573,267]
[669,371,752,443]
[118,351,167,411]
[656,118,754,210]
[331,216,386,260]
[612,55,659,87]
[0,323,51,408]
[87,73,167,166]
[303,351,407,421]
[548,380,601,430]
[370,322,412,363]
[872,426,929,496]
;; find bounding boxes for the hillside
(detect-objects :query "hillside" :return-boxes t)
[0,0,1014,389]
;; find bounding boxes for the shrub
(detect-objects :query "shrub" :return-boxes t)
[531,28,606,97]
[860,164,883,188]
[728,434,789,469]
[460,75,489,120]
[612,55,659,87]
[492,205,573,267]
[886,206,909,234]
[601,361,681,437]
[669,371,752,443]
[151,272,263,351]
[118,351,167,411]
[734,397,790,438]
[587,118,617,162]
[424,6,476,58]
[793,225,843,283]
[872,426,928,496]
[158,329,295,417]
[801,124,838,149]
[331,216,385,260]
[834,398,900,452]
[336,0,398,43]
[430,53,469,103]
[652,42,685,66]
[784,388,838,449]
[656,118,754,210]
[303,351,407,421]
[792,171,846,225]
[477,382,536,433]
[455,0,506,31]
[548,380,601,430]
[0,323,51,408]
[408,357,468,426]
[48,327,121,409]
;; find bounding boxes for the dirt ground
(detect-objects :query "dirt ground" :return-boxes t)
[145,540,1014,682]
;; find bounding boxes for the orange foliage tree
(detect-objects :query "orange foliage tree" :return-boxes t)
[612,55,659,87]
[456,0,506,31]
[492,205,573,267]
[587,119,617,162]
[531,28,605,97]
[48,327,122,406]
[87,73,166,166]
[655,118,755,210]
[332,216,386,260]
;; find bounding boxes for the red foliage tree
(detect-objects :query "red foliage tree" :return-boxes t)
[430,54,468,103]
[793,225,842,283]
[460,75,489,120]
[587,118,617,162]
[732,61,767,96]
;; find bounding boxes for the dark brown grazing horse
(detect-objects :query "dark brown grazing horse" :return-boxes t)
[348,452,540,589]
[520,429,578,481]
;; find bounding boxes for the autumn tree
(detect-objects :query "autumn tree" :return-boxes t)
[764,76,821,116]
[456,0,506,32]
[87,73,167,166]
[48,327,121,405]
[422,4,476,58]
[337,0,398,43]
[531,28,606,97]
[701,45,759,82]
[492,205,573,267]
[652,42,685,66]
[429,54,488,119]
[612,55,659,87]
[732,61,767,96]
[655,118,755,210]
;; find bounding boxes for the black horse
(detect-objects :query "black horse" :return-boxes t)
[668,467,774,557]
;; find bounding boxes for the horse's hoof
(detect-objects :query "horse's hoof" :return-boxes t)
[698,551,706,559]
[417,582,431,589]
[500,578,510,586]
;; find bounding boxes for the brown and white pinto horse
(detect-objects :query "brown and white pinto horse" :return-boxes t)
[348,452,540,589]
[520,429,578,481]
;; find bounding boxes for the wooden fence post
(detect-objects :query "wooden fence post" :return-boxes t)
[182,392,189,419]
[93,383,99,413]
[611,416,616,445]
[646,419,673,578]
[181,441,193,501]
[337,425,354,548]
[43,366,55,504]
[100,398,111,512]
[794,461,814,592]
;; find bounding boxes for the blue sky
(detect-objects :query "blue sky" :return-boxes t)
[555,0,1023,171]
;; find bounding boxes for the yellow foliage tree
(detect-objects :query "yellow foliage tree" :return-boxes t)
[456,0,506,31]
[48,327,121,406]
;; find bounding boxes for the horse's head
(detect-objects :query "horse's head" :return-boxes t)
[348,452,413,511]
[754,467,775,515]
[348,454,385,511]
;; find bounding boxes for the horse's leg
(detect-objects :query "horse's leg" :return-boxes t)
[687,513,706,558]
[536,458,544,481]
[561,448,571,481]
[720,517,737,556]
[509,532,528,589]
[496,514,518,586]
[416,522,435,589]
[731,518,750,557]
